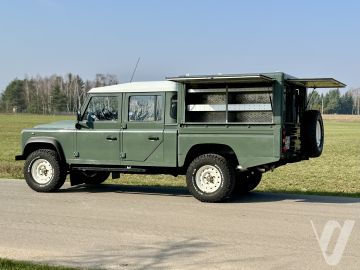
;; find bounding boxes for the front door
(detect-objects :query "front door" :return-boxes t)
[76,95,121,165]
[122,93,164,166]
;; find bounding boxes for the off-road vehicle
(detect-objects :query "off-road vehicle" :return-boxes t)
[16,72,345,202]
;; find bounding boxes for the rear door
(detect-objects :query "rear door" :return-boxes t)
[121,93,165,166]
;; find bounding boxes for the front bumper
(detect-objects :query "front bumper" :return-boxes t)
[15,155,24,161]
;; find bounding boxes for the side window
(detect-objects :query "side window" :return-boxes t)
[170,94,177,120]
[128,95,163,122]
[83,96,118,121]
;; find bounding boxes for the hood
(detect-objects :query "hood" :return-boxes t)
[33,120,76,130]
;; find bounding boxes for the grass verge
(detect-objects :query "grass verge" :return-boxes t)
[0,258,86,270]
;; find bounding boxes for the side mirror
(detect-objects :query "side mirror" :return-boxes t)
[75,111,82,129]
[75,123,82,130]
[76,110,81,122]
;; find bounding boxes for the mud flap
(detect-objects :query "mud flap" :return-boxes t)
[70,171,85,186]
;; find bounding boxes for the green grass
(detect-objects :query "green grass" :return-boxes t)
[0,113,359,197]
[258,120,360,197]
[0,258,85,270]
[0,114,70,179]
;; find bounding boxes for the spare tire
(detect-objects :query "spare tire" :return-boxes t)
[301,110,324,157]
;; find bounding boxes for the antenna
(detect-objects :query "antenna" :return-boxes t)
[130,57,141,82]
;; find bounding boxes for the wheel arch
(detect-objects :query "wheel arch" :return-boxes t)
[181,143,239,170]
[23,137,66,164]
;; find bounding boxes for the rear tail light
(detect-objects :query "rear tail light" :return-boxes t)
[282,128,290,153]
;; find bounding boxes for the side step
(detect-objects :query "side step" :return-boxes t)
[71,166,147,173]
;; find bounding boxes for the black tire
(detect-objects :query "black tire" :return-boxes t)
[233,170,262,194]
[24,149,66,192]
[71,171,109,185]
[186,154,235,203]
[301,110,324,157]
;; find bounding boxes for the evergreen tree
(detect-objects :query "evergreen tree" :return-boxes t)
[51,84,67,113]
[323,89,341,114]
[1,79,26,112]
[339,93,353,114]
[308,90,322,111]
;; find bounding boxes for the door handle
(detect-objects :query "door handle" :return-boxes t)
[148,136,159,141]
[106,136,117,141]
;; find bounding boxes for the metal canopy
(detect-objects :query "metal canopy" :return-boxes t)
[166,74,274,84]
[287,78,346,88]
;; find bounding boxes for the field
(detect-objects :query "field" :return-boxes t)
[0,113,359,197]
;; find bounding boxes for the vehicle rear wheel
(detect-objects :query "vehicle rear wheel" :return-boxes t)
[24,149,66,192]
[70,171,109,185]
[233,170,262,194]
[301,110,324,157]
[186,154,235,202]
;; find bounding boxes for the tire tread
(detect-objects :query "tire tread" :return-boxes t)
[186,153,235,203]
[24,149,66,192]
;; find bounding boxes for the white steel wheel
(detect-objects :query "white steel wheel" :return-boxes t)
[24,149,66,192]
[195,165,222,193]
[31,158,54,184]
[186,153,235,203]
[316,120,322,147]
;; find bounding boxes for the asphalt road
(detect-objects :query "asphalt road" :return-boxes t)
[0,179,359,270]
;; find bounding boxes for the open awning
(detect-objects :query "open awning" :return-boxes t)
[166,74,274,85]
[286,78,346,88]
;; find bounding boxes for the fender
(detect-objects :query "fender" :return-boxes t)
[18,137,66,163]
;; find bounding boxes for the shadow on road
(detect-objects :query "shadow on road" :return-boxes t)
[230,191,360,204]
[44,238,217,270]
[60,183,190,197]
[59,183,360,204]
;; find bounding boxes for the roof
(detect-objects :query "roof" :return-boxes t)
[167,73,346,88]
[286,78,346,88]
[88,81,178,93]
[88,73,346,93]
[166,73,274,84]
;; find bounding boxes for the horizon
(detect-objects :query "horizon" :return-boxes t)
[0,0,359,93]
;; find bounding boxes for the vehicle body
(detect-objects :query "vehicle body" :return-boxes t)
[16,72,346,202]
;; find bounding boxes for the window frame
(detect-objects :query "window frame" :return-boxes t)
[81,94,120,122]
[124,92,165,124]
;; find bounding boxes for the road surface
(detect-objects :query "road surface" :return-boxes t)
[0,179,359,269]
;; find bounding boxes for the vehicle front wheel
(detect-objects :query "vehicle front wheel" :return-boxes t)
[233,170,262,194]
[24,149,66,192]
[186,154,235,203]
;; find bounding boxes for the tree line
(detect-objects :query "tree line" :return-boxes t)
[1,74,360,115]
[0,73,118,114]
[308,88,360,115]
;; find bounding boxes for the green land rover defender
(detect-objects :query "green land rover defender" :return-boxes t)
[15,72,346,202]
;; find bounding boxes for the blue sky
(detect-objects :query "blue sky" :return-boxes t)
[0,0,359,92]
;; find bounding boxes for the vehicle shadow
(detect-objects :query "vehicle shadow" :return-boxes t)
[59,183,360,204]
[59,183,191,197]
[230,191,360,204]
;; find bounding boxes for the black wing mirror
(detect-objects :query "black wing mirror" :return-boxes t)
[76,110,81,122]
[75,111,82,129]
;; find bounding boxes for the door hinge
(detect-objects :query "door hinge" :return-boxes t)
[120,152,126,158]
[74,152,80,158]
[121,123,127,129]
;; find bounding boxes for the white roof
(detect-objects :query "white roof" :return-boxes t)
[88,81,179,93]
